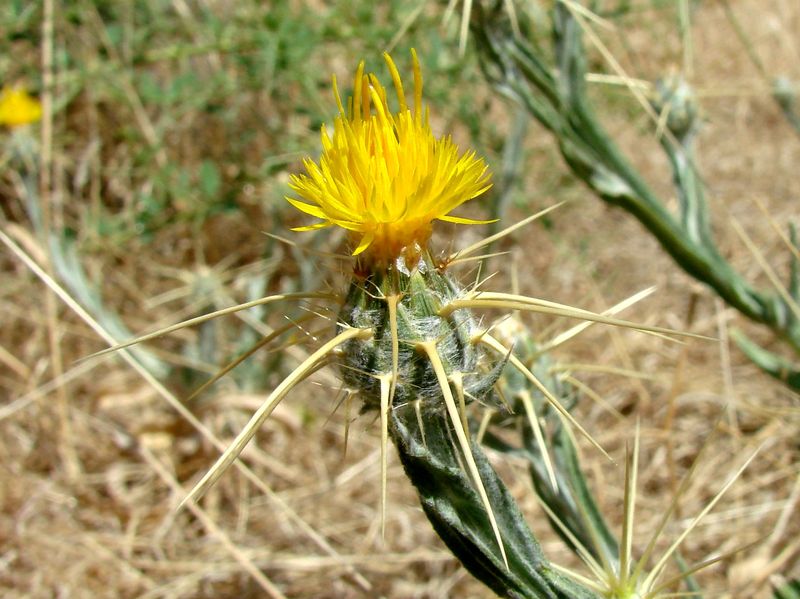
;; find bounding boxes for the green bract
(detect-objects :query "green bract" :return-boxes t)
[338,253,507,411]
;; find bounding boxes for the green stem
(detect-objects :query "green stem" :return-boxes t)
[472,1,800,353]
[390,403,597,599]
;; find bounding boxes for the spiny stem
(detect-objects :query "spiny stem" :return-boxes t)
[181,326,372,507]
[481,333,611,461]
[186,315,316,401]
[536,287,656,354]
[647,536,765,598]
[446,292,710,341]
[549,562,607,594]
[731,218,800,322]
[538,495,607,584]
[561,0,669,140]
[342,287,401,537]
[640,446,762,592]
[379,374,391,539]
[519,390,558,490]
[564,375,625,420]
[449,202,566,262]
[87,291,336,360]
[447,251,510,267]
[387,293,401,407]
[751,196,800,265]
[417,340,509,570]
[619,423,640,588]
[559,0,614,29]
[450,371,469,436]
[631,417,721,584]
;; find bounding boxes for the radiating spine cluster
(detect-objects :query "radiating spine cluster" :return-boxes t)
[337,253,504,411]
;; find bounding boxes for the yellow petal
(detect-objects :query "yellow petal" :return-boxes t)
[284,50,492,264]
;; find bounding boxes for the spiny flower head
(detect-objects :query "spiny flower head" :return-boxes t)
[287,50,492,267]
[0,86,42,128]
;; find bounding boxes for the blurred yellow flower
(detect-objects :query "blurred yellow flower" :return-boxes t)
[287,50,492,265]
[0,86,42,127]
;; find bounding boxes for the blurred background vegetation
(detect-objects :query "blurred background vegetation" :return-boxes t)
[1,1,798,597]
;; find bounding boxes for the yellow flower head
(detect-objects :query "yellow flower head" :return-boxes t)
[287,50,492,266]
[0,86,42,128]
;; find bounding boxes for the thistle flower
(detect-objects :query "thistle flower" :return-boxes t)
[286,50,492,267]
[0,86,42,127]
[94,49,706,598]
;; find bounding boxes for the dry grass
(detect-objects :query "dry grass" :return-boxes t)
[1,1,799,597]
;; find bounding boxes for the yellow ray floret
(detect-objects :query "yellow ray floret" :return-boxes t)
[286,50,492,264]
[0,86,42,127]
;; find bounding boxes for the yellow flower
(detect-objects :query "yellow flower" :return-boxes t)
[287,50,492,266]
[0,86,42,127]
